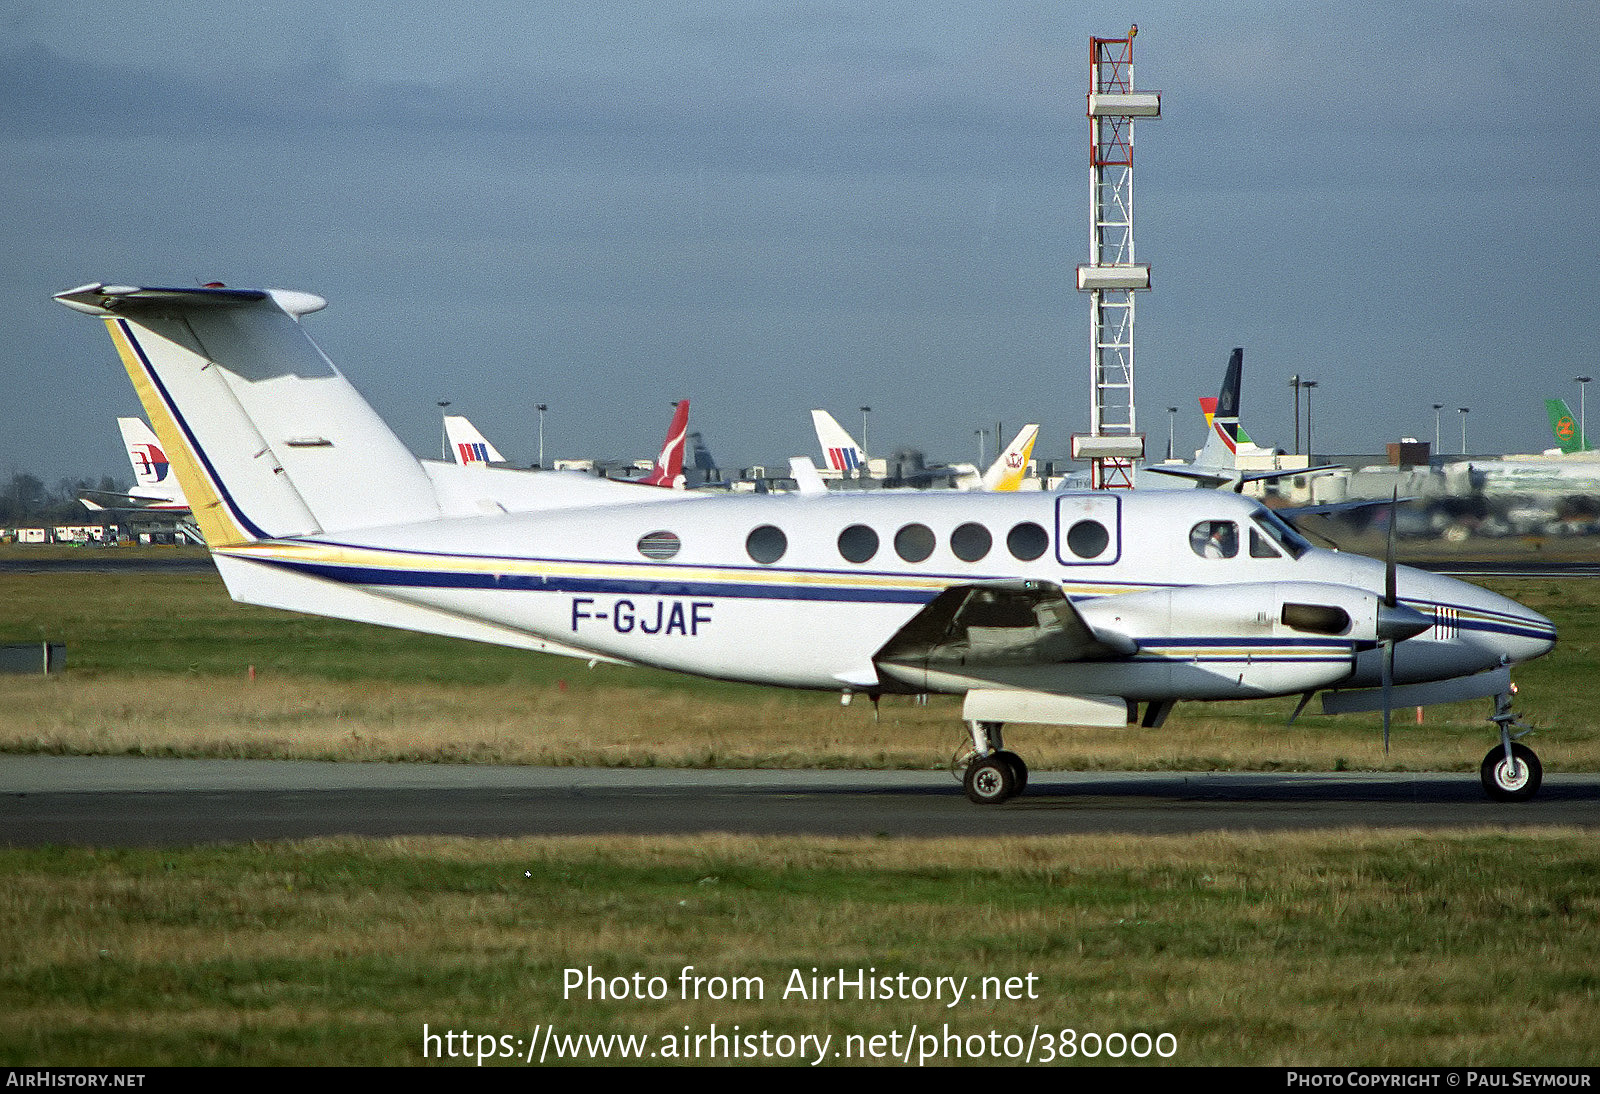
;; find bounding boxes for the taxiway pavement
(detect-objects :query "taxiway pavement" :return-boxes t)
[3,756,1597,845]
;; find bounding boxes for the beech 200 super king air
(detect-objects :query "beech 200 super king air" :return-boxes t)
[55,283,1559,804]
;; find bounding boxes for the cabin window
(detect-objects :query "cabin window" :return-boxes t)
[1190,520,1239,559]
[1065,519,1110,560]
[637,530,681,560]
[1006,521,1049,562]
[746,525,788,564]
[894,523,936,563]
[950,522,992,562]
[838,524,879,564]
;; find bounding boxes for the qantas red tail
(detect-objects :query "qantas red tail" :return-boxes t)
[641,399,690,489]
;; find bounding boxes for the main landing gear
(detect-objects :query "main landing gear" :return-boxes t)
[958,720,1028,804]
[1481,689,1542,802]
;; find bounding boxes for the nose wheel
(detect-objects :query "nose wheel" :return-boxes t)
[1481,742,1541,802]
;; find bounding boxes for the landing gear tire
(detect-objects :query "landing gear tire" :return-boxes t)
[994,750,1029,795]
[1481,742,1542,803]
[963,755,1017,804]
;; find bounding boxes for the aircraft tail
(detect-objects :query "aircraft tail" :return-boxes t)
[116,417,189,504]
[1545,398,1587,454]
[443,416,506,466]
[980,424,1039,491]
[56,283,442,548]
[1195,348,1257,468]
[811,409,867,474]
[640,399,690,489]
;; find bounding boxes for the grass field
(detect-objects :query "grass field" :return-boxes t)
[3,832,1599,1066]
[2,551,1597,1066]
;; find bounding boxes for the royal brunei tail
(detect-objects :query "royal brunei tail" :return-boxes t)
[639,399,690,489]
[811,409,867,475]
[1545,399,1589,454]
[444,416,507,466]
[978,424,1039,491]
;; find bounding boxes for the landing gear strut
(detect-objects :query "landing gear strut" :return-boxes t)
[959,720,1028,804]
[1481,690,1541,802]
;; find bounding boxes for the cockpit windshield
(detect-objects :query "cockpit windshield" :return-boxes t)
[1252,506,1311,560]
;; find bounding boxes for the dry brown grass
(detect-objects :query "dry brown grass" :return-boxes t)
[4,666,1598,771]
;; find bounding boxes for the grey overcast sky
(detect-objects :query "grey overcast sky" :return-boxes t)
[4,1,1598,485]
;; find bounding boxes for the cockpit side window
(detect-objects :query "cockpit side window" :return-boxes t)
[1190,520,1238,559]
[1249,528,1281,558]
[1252,509,1311,560]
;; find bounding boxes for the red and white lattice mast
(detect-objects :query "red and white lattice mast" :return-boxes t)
[1073,26,1160,489]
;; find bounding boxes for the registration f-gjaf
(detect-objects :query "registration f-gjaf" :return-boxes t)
[56,283,1557,803]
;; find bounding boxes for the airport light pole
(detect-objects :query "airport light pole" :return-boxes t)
[536,403,547,469]
[1576,377,1592,451]
[1458,407,1470,455]
[1289,375,1302,455]
[859,407,871,458]
[1432,404,1444,454]
[1167,406,1177,461]
[1301,380,1318,460]
[437,400,450,460]
[975,428,988,465]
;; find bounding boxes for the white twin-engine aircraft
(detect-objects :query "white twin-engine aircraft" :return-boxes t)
[56,283,1559,804]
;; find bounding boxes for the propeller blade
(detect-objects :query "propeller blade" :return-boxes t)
[1385,488,1399,608]
[1381,638,1394,754]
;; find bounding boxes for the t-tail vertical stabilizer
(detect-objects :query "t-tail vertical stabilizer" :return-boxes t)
[56,284,442,548]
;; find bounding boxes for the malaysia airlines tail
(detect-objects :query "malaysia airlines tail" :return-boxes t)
[79,417,193,513]
[1545,399,1589,454]
[444,416,506,466]
[639,399,690,489]
[979,424,1039,491]
[117,417,187,503]
[811,409,867,475]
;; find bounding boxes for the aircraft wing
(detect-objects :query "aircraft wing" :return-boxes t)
[77,489,190,513]
[1277,496,1416,520]
[1144,462,1342,492]
[872,580,1133,690]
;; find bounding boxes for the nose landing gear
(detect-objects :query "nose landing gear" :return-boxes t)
[1481,689,1542,802]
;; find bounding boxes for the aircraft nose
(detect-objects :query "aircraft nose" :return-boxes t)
[1512,605,1558,662]
[1481,595,1557,665]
